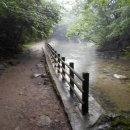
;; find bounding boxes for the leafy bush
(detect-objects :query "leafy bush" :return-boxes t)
[67,0,130,51]
[0,0,60,54]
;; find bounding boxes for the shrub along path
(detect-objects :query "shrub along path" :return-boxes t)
[0,42,71,130]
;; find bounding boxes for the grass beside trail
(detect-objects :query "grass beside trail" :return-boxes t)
[23,42,36,49]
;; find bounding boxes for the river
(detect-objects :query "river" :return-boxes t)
[50,39,130,114]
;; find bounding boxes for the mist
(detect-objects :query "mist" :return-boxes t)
[51,0,82,43]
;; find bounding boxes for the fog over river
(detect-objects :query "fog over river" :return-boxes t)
[50,39,130,113]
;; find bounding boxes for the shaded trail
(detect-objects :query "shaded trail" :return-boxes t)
[0,42,71,130]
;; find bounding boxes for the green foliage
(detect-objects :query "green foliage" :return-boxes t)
[67,0,130,51]
[124,46,130,57]
[94,113,130,130]
[0,0,60,54]
[110,116,130,128]
[23,42,36,49]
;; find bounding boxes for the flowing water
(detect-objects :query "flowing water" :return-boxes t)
[50,39,130,113]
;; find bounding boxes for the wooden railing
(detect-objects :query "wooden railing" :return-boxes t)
[45,43,89,115]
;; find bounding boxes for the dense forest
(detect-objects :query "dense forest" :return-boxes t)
[67,0,130,54]
[1,0,130,56]
[0,0,60,55]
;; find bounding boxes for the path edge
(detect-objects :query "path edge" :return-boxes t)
[43,45,104,130]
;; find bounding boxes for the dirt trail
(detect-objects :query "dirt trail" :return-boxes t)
[0,42,71,130]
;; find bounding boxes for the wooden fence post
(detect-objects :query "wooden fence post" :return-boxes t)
[82,72,89,115]
[58,54,60,73]
[54,51,57,68]
[51,48,54,55]
[69,62,74,94]
[62,57,65,80]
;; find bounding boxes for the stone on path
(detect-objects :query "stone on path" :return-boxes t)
[41,74,47,78]
[32,73,42,78]
[37,82,42,85]
[15,126,20,130]
[43,79,49,85]
[37,115,52,127]
[113,74,128,80]
[36,63,43,68]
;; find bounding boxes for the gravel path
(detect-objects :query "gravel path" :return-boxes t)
[0,42,71,130]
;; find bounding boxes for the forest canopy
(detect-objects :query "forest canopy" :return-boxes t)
[67,0,130,51]
[0,0,60,54]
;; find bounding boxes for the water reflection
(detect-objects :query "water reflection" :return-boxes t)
[50,40,98,82]
[50,39,130,112]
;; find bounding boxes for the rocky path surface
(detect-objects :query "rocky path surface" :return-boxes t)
[0,42,71,130]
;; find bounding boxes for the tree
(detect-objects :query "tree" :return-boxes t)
[67,0,130,51]
[0,0,60,54]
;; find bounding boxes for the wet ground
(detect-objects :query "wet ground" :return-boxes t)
[50,40,130,114]
[0,42,71,130]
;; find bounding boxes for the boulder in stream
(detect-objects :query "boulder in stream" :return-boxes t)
[113,74,128,80]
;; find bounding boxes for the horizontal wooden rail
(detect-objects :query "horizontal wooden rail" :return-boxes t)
[62,75,83,104]
[47,44,84,81]
[59,67,83,93]
[46,42,89,115]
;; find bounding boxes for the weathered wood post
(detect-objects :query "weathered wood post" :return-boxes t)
[52,48,55,56]
[69,62,74,94]
[58,54,60,73]
[62,57,65,80]
[52,49,54,55]
[54,51,57,68]
[50,46,53,57]
[82,72,89,115]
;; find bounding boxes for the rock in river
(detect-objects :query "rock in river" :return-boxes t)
[113,74,128,80]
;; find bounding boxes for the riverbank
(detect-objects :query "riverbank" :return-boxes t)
[50,40,130,115]
[0,42,71,130]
